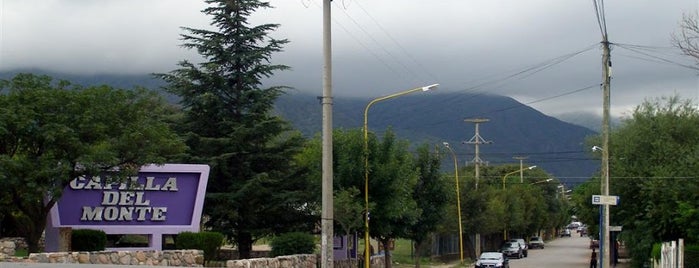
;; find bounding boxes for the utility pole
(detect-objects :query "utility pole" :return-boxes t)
[513,156,528,183]
[600,36,612,268]
[464,118,491,258]
[320,0,333,267]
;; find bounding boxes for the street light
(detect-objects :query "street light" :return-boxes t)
[502,166,537,189]
[531,178,553,185]
[443,142,464,264]
[363,84,438,267]
[501,165,536,240]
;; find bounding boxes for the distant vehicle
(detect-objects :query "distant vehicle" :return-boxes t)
[528,236,545,249]
[508,238,528,257]
[561,229,571,237]
[567,221,582,229]
[475,252,509,268]
[500,241,523,259]
[590,239,599,249]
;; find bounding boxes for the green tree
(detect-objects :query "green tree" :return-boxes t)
[570,178,600,239]
[455,164,563,254]
[333,187,364,258]
[156,0,310,259]
[602,96,699,267]
[368,130,420,268]
[407,144,449,267]
[296,128,424,267]
[0,73,185,252]
[296,128,366,239]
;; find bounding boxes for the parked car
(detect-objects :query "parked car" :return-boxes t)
[560,229,571,237]
[508,238,528,257]
[475,252,509,268]
[500,241,523,259]
[590,239,599,249]
[528,236,545,249]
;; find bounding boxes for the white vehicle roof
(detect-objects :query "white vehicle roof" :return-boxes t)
[480,252,503,259]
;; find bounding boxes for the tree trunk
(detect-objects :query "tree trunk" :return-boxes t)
[7,209,44,253]
[414,241,423,268]
[237,231,253,259]
[380,238,392,268]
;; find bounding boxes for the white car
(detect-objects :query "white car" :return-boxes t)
[475,252,509,268]
[508,238,528,257]
[529,236,545,249]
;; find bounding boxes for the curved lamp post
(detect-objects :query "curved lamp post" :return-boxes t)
[502,166,537,189]
[443,142,464,264]
[501,165,537,240]
[363,84,438,268]
[531,178,553,185]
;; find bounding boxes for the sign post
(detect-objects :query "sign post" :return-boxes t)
[592,195,619,206]
[592,195,619,268]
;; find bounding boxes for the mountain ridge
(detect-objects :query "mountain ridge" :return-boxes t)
[0,71,599,186]
[275,91,599,186]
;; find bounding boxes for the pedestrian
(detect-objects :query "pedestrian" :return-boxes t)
[590,248,598,268]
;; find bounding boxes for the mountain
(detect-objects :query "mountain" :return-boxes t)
[556,111,623,132]
[275,92,599,186]
[0,71,598,186]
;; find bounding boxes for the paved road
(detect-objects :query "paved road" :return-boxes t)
[505,232,627,268]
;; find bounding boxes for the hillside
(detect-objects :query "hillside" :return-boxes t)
[275,92,599,186]
[0,71,599,186]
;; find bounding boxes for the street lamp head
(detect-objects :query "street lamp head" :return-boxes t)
[592,145,603,152]
[422,83,439,92]
[527,165,537,170]
[545,178,553,182]
[443,142,450,147]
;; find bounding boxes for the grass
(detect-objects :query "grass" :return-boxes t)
[14,248,28,257]
[380,239,470,268]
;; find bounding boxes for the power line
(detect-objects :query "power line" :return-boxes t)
[352,0,440,83]
[333,1,425,85]
[307,0,406,81]
[374,44,599,125]
[614,43,699,71]
[466,83,599,117]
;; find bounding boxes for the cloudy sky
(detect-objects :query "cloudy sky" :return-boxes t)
[1,0,698,117]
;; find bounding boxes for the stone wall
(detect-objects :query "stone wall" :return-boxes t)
[1,249,204,266]
[218,248,269,259]
[221,255,384,268]
[225,254,316,268]
[0,239,17,258]
[0,237,382,268]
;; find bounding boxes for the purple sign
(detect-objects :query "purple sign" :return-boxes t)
[56,172,200,226]
[46,164,210,251]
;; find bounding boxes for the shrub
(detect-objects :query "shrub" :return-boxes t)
[72,229,107,251]
[685,244,699,268]
[176,232,199,250]
[269,232,315,257]
[198,232,224,261]
[176,231,224,261]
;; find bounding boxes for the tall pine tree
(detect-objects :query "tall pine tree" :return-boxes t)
[157,0,312,258]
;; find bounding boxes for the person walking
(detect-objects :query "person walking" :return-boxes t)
[590,248,598,268]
